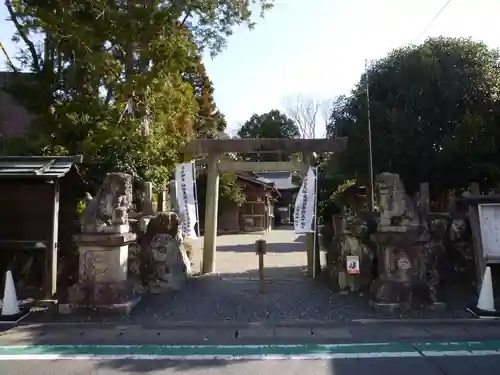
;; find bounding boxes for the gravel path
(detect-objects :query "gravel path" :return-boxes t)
[134,229,373,323]
[132,229,470,323]
[26,228,472,324]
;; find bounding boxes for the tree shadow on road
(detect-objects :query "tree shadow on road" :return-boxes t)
[216,242,305,253]
[0,324,254,373]
[95,358,251,373]
[329,357,445,375]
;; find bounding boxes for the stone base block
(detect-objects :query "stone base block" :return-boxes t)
[371,301,410,314]
[65,279,139,306]
[99,224,130,234]
[371,300,447,313]
[371,278,425,303]
[428,301,447,310]
[370,275,447,312]
[58,296,141,316]
[148,276,187,294]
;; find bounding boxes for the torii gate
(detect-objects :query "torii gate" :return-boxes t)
[182,137,347,276]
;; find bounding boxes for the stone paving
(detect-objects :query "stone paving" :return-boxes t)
[189,228,310,276]
[26,228,472,324]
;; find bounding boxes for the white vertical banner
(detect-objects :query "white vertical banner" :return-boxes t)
[175,161,198,239]
[294,166,317,234]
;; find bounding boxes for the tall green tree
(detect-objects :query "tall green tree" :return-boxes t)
[4,0,274,188]
[184,61,227,137]
[327,37,500,193]
[237,109,300,161]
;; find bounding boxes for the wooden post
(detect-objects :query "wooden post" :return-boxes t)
[256,239,267,293]
[202,153,220,274]
[259,253,265,293]
[302,152,315,277]
[46,179,60,298]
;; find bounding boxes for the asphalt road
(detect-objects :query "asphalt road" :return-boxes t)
[2,321,500,374]
[1,356,499,375]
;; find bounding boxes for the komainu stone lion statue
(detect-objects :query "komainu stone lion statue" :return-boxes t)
[81,172,133,232]
[376,172,420,228]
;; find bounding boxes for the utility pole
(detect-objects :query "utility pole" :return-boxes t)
[365,59,375,213]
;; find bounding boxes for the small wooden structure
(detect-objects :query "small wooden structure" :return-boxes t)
[0,155,84,299]
[237,172,278,232]
[256,171,300,225]
[193,172,278,234]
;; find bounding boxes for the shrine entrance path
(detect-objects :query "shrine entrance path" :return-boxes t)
[131,228,468,324]
[190,227,313,279]
[135,227,374,323]
[25,229,470,324]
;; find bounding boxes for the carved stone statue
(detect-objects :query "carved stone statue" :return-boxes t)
[112,195,129,225]
[393,250,413,283]
[376,172,420,229]
[139,211,191,293]
[370,172,443,311]
[81,172,133,233]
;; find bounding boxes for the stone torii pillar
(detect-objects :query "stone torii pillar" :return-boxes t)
[202,153,220,273]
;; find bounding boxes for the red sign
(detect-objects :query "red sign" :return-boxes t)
[346,256,360,275]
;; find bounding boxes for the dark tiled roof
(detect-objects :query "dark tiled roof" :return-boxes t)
[236,172,274,188]
[256,171,299,191]
[0,155,83,179]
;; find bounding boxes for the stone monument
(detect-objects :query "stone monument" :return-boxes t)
[370,172,443,312]
[61,172,140,315]
[139,211,192,293]
[325,211,374,293]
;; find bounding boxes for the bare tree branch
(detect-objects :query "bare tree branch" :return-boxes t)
[5,0,41,73]
[321,101,332,126]
[284,95,331,139]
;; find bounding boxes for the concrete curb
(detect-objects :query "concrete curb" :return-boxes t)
[351,318,500,324]
[13,318,500,330]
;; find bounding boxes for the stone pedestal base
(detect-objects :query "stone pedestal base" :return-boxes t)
[372,300,446,314]
[370,278,430,307]
[147,267,188,294]
[62,280,140,315]
[64,232,140,315]
[59,297,141,315]
[428,301,447,310]
[370,229,437,310]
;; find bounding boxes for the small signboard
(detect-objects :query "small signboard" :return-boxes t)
[346,255,360,275]
[478,204,500,261]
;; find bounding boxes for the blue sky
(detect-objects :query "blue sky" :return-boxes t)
[1,0,499,136]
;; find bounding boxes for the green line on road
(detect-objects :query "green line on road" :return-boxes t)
[0,341,500,359]
[0,343,416,356]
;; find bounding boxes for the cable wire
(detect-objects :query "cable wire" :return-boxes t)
[418,0,453,40]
